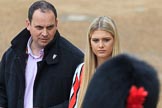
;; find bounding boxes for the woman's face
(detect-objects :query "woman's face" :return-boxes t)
[90,30,114,60]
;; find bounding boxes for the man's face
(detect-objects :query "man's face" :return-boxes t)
[26,9,58,49]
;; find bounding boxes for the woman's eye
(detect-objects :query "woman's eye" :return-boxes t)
[103,39,110,42]
[92,39,99,43]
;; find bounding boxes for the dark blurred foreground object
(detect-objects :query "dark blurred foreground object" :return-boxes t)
[82,54,160,108]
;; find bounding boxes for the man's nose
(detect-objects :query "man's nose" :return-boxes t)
[42,28,48,36]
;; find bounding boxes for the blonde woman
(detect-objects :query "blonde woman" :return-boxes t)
[69,16,121,108]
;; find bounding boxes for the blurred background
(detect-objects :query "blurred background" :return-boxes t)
[0,0,162,107]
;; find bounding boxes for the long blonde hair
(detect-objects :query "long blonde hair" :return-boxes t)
[77,16,121,108]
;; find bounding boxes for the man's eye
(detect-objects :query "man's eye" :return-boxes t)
[47,26,54,30]
[36,26,43,30]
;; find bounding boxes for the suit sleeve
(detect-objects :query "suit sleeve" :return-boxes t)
[0,53,8,107]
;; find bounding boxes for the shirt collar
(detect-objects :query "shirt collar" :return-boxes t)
[27,37,44,59]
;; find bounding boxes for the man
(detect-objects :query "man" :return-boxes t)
[0,0,83,108]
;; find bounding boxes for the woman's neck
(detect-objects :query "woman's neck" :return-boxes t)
[97,57,110,68]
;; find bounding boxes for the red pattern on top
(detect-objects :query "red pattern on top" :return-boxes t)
[69,75,80,108]
[68,65,84,108]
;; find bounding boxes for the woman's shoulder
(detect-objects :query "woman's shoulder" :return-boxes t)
[77,63,84,69]
[73,63,84,80]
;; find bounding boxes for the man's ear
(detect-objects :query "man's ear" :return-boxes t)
[26,19,31,31]
[55,18,58,29]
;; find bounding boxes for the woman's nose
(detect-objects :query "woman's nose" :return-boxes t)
[99,41,104,48]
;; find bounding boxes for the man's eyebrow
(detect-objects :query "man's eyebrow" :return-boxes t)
[34,25,43,28]
[34,24,55,28]
[47,24,55,27]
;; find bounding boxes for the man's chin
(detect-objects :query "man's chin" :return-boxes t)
[39,43,48,48]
